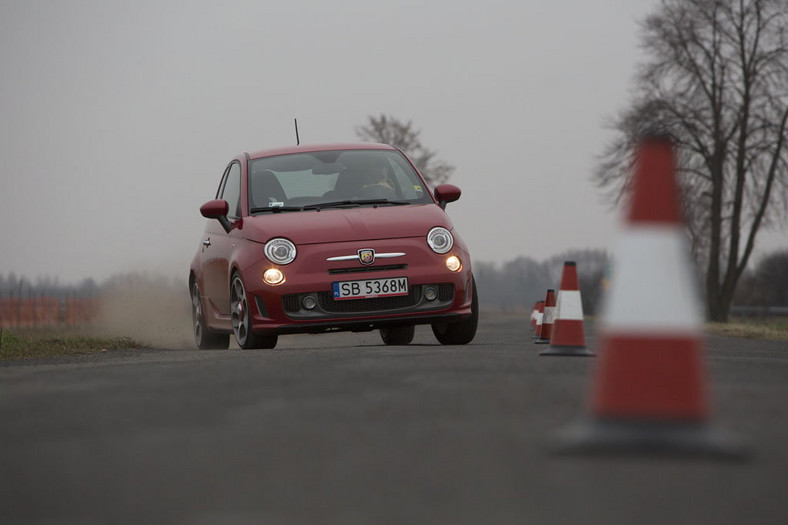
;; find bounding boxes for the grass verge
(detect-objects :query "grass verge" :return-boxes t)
[706,316,788,341]
[0,329,149,361]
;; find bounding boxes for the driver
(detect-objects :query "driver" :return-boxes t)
[357,161,396,199]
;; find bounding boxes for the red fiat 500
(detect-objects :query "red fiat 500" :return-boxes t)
[189,142,477,349]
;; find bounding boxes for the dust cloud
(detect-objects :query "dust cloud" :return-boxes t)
[91,274,194,349]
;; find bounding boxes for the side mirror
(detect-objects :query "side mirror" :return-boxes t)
[200,199,232,233]
[434,184,461,209]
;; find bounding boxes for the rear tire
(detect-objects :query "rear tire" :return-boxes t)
[191,281,230,350]
[231,273,278,350]
[380,325,415,345]
[432,279,478,345]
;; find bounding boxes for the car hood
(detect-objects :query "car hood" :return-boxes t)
[242,204,453,245]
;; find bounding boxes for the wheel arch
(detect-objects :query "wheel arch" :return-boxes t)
[229,263,243,288]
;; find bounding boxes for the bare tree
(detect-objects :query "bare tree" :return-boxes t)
[596,0,788,322]
[356,114,455,186]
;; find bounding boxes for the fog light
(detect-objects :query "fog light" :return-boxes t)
[424,287,438,301]
[302,295,317,310]
[263,268,285,285]
[446,255,462,272]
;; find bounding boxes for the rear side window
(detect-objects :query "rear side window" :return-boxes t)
[220,162,242,218]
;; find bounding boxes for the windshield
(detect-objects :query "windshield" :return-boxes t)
[248,149,432,213]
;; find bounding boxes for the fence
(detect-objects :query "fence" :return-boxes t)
[0,297,99,329]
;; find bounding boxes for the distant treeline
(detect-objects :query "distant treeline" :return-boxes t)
[733,249,788,308]
[474,249,611,315]
[475,247,788,314]
[0,272,193,299]
[0,273,99,299]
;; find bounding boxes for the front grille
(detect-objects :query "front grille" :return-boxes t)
[282,295,300,313]
[317,286,422,313]
[438,282,454,301]
[328,264,408,275]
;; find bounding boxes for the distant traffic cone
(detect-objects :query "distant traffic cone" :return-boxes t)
[541,262,594,356]
[533,301,545,339]
[556,133,745,458]
[530,301,540,332]
[535,290,556,344]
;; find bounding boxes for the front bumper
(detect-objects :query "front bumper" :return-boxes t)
[241,237,473,335]
[279,282,455,320]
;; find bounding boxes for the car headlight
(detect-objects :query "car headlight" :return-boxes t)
[263,268,286,285]
[446,255,462,272]
[264,238,297,265]
[427,227,453,254]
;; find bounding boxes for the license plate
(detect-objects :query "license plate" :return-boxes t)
[332,277,409,300]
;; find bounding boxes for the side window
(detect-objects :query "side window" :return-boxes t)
[220,162,242,218]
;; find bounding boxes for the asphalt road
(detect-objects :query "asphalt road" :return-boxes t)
[1,317,787,525]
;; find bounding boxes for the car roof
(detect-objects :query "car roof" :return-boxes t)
[247,142,396,160]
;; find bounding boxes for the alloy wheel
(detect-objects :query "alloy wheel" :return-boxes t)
[192,282,204,343]
[230,275,249,346]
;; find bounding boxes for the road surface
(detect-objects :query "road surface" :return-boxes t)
[1,317,787,524]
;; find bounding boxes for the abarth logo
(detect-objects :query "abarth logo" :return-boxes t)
[358,249,375,265]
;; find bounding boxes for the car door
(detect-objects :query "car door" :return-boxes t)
[201,161,242,317]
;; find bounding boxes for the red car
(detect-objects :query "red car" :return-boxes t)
[189,142,477,349]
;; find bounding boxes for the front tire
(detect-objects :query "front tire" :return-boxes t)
[380,325,415,345]
[191,281,230,350]
[432,279,478,345]
[230,273,278,350]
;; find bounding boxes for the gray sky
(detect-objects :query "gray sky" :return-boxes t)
[1,0,785,283]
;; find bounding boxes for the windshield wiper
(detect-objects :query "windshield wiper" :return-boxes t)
[249,206,304,214]
[355,199,410,206]
[302,199,410,210]
[251,199,411,214]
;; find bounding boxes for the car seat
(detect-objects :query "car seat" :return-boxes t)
[251,170,286,207]
[322,168,367,200]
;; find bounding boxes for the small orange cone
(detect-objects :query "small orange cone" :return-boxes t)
[557,133,745,458]
[540,261,594,356]
[529,301,540,332]
[535,290,556,344]
[533,301,545,339]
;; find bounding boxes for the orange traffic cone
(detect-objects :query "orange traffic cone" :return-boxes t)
[557,133,745,457]
[535,289,556,344]
[530,301,540,332]
[533,301,545,339]
[541,261,593,356]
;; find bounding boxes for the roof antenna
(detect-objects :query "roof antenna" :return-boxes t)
[294,118,300,145]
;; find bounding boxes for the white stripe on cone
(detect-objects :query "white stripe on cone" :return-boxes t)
[543,306,556,325]
[555,290,583,321]
[603,225,702,333]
